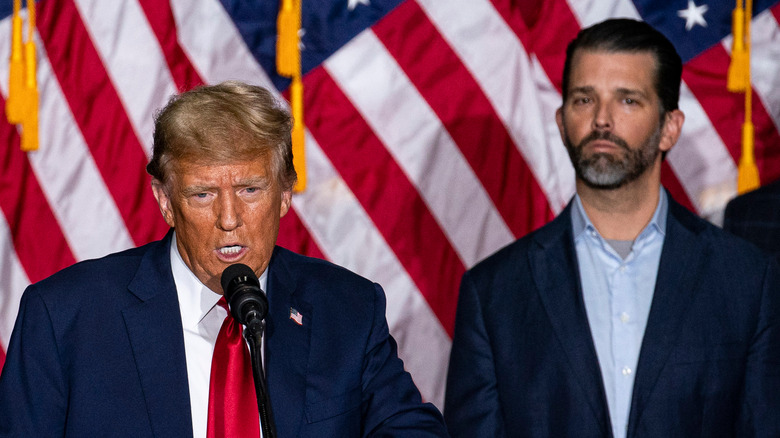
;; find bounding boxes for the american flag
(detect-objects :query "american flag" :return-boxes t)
[289,307,303,326]
[2,0,779,410]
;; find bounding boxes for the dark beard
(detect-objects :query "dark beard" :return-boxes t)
[563,128,661,190]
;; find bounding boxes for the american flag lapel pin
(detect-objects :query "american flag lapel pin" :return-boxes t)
[289,307,303,326]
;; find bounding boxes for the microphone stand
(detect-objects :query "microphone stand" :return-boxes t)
[244,317,277,438]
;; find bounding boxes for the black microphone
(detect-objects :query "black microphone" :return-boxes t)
[221,263,277,438]
[220,263,268,333]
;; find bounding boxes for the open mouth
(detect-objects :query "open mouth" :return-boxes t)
[218,245,244,256]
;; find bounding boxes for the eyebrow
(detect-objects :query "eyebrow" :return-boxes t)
[180,185,215,196]
[614,88,648,98]
[568,86,649,98]
[569,86,595,95]
[180,177,271,195]
[237,176,272,188]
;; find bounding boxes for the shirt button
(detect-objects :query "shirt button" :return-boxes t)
[622,366,632,376]
[619,266,627,272]
[620,312,630,323]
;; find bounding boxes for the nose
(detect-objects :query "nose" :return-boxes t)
[592,101,613,131]
[216,193,242,231]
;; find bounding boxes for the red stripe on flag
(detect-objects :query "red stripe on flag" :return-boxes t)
[0,103,77,283]
[493,0,580,94]
[486,0,534,43]
[136,0,205,92]
[660,162,696,213]
[304,67,463,335]
[277,209,327,260]
[684,45,780,185]
[374,0,552,237]
[753,89,780,183]
[683,48,749,163]
[37,0,168,246]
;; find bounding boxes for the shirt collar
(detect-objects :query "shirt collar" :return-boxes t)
[170,232,270,329]
[571,188,668,242]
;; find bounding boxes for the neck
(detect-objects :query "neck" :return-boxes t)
[577,168,661,241]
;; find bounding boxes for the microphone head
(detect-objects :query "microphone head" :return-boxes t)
[220,263,268,325]
[220,263,259,300]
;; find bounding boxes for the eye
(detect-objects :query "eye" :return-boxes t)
[624,97,637,105]
[239,186,266,200]
[186,191,213,207]
[572,96,591,105]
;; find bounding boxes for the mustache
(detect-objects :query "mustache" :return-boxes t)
[576,130,630,151]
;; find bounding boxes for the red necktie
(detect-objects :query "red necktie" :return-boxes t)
[207,298,260,438]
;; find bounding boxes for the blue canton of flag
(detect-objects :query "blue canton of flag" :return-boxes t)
[635,0,777,62]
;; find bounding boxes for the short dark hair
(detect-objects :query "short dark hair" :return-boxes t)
[147,81,297,192]
[561,18,682,115]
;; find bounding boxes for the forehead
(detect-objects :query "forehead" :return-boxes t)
[568,50,657,94]
[169,156,274,187]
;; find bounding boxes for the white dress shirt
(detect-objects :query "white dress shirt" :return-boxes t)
[169,233,267,438]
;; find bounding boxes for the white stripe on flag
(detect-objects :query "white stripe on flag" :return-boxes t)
[34,49,138,259]
[743,9,780,133]
[417,0,573,212]
[0,25,136,261]
[325,29,514,267]
[670,84,738,223]
[73,0,177,156]
[529,56,577,212]
[566,0,640,27]
[292,131,450,408]
[170,0,266,86]
[0,214,29,350]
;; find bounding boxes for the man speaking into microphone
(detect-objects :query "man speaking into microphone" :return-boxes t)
[0,81,448,437]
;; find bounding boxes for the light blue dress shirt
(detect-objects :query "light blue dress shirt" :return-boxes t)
[571,190,667,438]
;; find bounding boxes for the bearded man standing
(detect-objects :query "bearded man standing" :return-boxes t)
[444,18,780,438]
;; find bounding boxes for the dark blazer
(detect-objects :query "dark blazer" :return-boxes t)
[444,194,780,437]
[724,179,780,263]
[0,232,447,437]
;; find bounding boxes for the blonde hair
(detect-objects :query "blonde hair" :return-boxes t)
[147,81,297,191]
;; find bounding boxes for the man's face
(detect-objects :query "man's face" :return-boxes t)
[556,50,682,189]
[152,155,292,294]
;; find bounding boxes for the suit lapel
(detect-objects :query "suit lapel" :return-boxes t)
[122,232,193,437]
[627,198,708,436]
[530,207,612,436]
[265,247,312,437]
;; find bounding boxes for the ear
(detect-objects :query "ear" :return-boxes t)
[555,107,565,140]
[279,189,292,218]
[151,179,176,228]
[659,109,685,153]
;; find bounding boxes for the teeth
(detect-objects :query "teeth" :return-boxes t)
[219,245,242,255]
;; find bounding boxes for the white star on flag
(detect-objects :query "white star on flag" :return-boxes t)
[298,28,306,50]
[348,0,370,11]
[678,0,709,31]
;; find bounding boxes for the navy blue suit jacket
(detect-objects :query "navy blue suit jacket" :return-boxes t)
[724,179,780,263]
[444,194,780,437]
[0,232,447,437]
